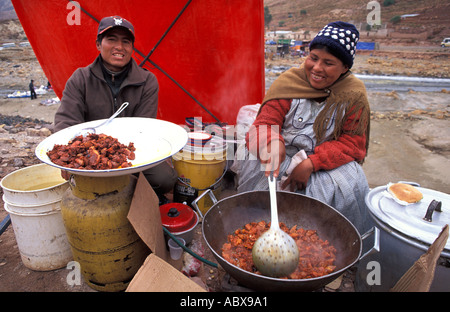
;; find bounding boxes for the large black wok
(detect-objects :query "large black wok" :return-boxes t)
[201,190,376,292]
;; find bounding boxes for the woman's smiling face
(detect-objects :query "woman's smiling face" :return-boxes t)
[304,48,349,90]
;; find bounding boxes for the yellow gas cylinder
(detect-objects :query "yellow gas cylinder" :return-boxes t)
[60,174,149,292]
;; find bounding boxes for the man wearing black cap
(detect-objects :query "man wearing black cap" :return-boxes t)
[54,16,177,203]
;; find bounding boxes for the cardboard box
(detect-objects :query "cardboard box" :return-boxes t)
[126,173,206,292]
[126,254,205,292]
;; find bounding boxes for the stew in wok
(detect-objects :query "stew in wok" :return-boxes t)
[222,220,337,279]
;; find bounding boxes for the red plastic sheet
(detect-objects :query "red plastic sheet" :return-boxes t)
[12,0,265,125]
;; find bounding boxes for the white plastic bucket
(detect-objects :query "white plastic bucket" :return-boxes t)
[1,164,72,271]
[1,163,68,205]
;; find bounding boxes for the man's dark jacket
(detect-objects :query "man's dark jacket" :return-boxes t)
[54,55,158,131]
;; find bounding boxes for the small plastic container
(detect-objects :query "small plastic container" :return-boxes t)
[168,238,185,260]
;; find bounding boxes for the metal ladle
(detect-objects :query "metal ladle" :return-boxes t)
[252,174,299,277]
[77,102,129,137]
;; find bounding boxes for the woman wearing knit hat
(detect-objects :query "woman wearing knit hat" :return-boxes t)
[237,21,371,233]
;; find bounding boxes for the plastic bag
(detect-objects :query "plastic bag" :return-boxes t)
[231,104,260,174]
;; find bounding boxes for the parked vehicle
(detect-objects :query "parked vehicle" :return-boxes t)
[441,38,450,47]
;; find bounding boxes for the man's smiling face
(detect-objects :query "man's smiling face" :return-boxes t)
[96,27,133,72]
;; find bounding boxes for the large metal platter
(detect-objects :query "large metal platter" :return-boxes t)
[35,117,188,177]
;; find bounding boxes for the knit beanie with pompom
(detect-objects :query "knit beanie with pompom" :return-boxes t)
[309,21,359,69]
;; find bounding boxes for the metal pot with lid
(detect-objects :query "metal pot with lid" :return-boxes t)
[160,202,199,244]
[356,182,450,292]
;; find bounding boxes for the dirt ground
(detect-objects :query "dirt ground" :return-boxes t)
[0,45,449,292]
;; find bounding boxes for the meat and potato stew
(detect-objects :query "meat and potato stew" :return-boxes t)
[222,221,337,279]
[47,133,136,170]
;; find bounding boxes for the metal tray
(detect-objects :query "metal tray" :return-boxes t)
[35,117,188,177]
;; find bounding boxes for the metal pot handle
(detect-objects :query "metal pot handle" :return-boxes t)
[359,226,380,261]
[192,188,218,219]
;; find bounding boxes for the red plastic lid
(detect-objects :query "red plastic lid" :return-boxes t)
[159,203,198,233]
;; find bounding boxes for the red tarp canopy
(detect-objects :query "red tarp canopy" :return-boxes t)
[11,0,265,125]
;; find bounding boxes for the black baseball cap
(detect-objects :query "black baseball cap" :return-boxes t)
[97,16,135,41]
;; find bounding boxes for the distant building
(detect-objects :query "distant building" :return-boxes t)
[265,30,293,40]
[265,30,315,41]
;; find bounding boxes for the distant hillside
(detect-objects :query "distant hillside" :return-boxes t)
[1,0,449,43]
[264,0,450,43]
[0,0,16,21]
